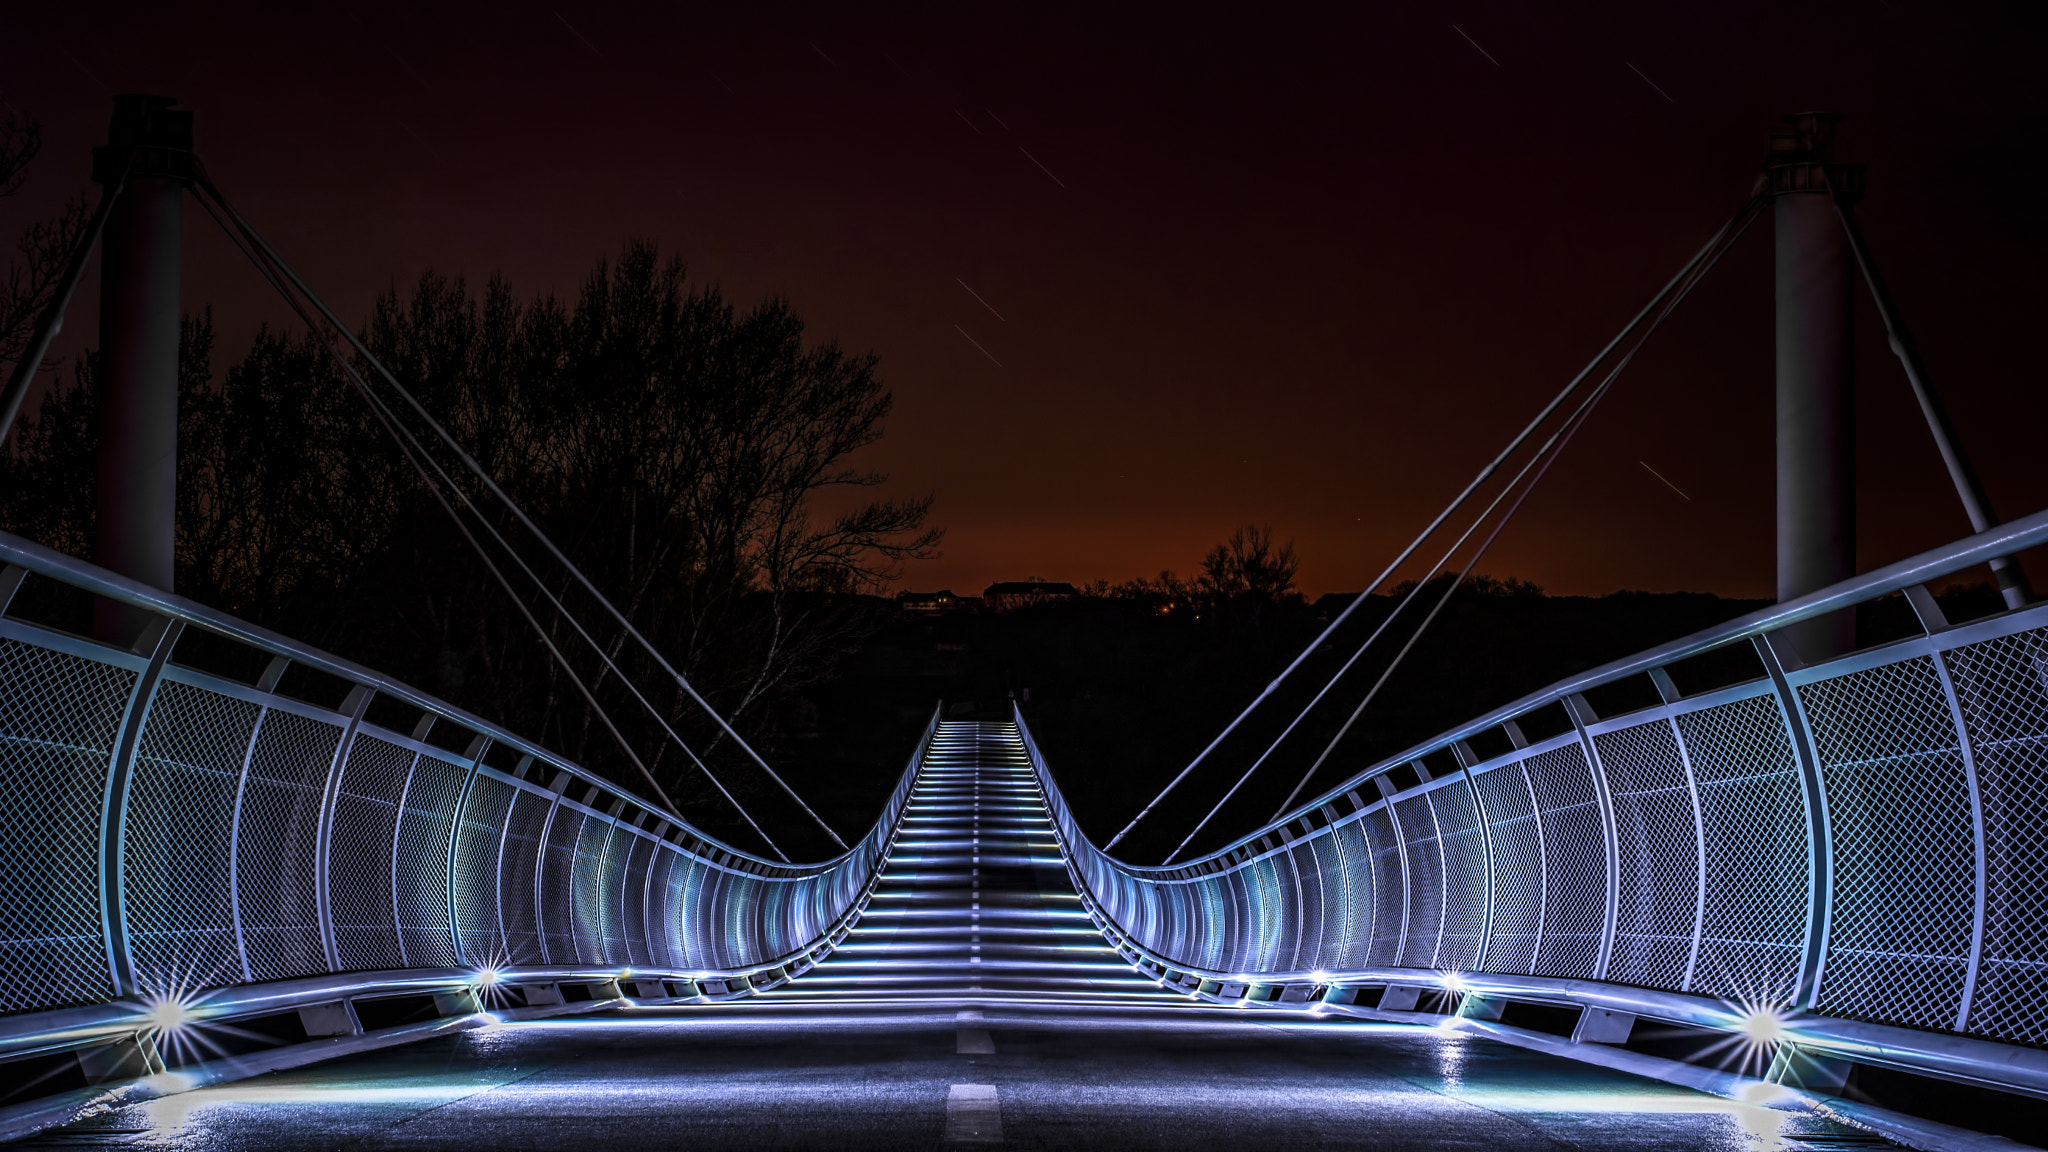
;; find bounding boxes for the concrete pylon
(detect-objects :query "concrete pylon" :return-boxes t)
[90,96,192,646]
[1768,113,1862,663]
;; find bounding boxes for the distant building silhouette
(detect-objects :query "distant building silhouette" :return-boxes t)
[982,580,1078,613]
[899,589,979,615]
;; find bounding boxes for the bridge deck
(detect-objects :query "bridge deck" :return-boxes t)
[765,720,1186,1010]
[15,723,1887,1149]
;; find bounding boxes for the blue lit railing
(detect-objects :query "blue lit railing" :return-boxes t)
[1026,506,2048,1101]
[0,529,929,1069]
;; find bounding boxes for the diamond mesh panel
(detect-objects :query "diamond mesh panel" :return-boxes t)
[673,859,707,970]
[596,825,634,963]
[0,639,132,1011]
[1801,657,1973,1031]
[1194,871,1227,970]
[1331,819,1373,968]
[758,869,792,959]
[1250,855,1289,972]
[1432,784,1487,972]
[126,680,259,990]
[538,806,582,963]
[643,847,682,968]
[329,735,411,970]
[723,873,761,969]
[1527,743,1604,980]
[1947,626,2048,1044]
[687,859,720,969]
[1595,720,1699,992]
[1363,808,1405,965]
[235,709,341,981]
[1167,882,1196,966]
[1395,795,1442,967]
[1677,694,1806,1002]
[1475,763,1541,976]
[1223,869,1254,973]
[688,863,721,971]
[570,813,610,963]
[1293,837,1331,971]
[498,790,552,964]
[702,868,737,969]
[452,775,516,966]
[394,754,467,967]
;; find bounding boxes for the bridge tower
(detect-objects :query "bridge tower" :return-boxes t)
[1769,112,1862,661]
[90,96,192,645]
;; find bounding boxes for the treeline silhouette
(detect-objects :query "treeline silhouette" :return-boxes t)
[805,533,2010,864]
[0,242,936,860]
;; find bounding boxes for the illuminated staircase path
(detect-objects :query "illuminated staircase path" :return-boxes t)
[764,719,1186,1009]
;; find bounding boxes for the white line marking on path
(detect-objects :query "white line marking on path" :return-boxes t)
[945,1083,1002,1142]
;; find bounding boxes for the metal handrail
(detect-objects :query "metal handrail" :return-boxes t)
[1021,704,2048,1105]
[1019,505,2048,1108]
[0,531,940,1064]
[0,527,837,871]
[1163,501,2048,871]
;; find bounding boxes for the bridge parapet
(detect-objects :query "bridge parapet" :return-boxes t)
[1022,505,2048,1105]
[0,528,925,1069]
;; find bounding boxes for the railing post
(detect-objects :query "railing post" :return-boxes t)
[1453,741,1496,975]
[388,716,431,968]
[489,754,534,966]
[1928,648,1989,1031]
[1520,760,1549,977]
[639,818,664,966]
[1754,633,1832,1009]
[1421,790,1451,968]
[1666,720,1711,995]
[1376,775,1412,965]
[445,735,489,967]
[225,703,273,983]
[98,617,182,998]
[315,685,372,972]
[534,773,570,964]
[1564,693,1622,981]
[1646,665,1716,992]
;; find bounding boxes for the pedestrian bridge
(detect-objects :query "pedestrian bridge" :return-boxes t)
[2,505,2047,1149]
[2,95,2045,1150]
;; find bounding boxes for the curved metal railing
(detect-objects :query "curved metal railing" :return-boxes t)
[1028,505,2048,1100]
[0,528,927,1061]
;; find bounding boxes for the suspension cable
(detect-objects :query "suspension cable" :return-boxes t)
[0,155,129,447]
[194,175,846,851]
[189,178,805,858]
[184,186,755,838]
[1166,445,1556,861]
[1167,285,1665,864]
[1102,183,1767,855]
[1817,163,2031,608]
[1256,191,1769,831]
[1163,374,1604,863]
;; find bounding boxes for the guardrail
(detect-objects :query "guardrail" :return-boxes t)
[1023,507,2048,1105]
[0,528,929,1069]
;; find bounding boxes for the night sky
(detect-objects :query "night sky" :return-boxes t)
[6,2,2044,599]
